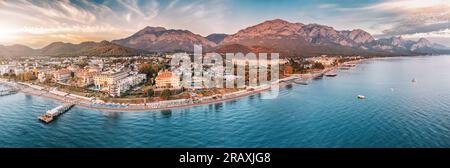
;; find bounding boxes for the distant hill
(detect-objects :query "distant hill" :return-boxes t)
[112,26,216,52]
[0,41,147,57]
[0,44,35,57]
[206,33,229,44]
[39,41,98,56]
[79,41,148,56]
[366,36,450,55]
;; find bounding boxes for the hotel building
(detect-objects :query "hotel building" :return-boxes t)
[155,70,180,89]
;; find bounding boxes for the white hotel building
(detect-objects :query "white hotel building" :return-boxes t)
[94,70,146,97]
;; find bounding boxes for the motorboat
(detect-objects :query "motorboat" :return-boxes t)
[325,71,337,77]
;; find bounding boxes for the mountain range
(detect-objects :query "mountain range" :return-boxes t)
[1,19,449,57]
[0,41,147,57]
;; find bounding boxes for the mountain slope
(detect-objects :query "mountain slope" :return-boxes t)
[0,41,147,57]
[0,44,35,57]
[80,41,148,56]
[220,19,449,56]
[112,26,216,52]
[206,33,229,44]
[220,19,387,57]
[366,36,450,55]
[39,41,98,56]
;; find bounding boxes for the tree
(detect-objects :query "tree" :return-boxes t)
[76,61,88,68]
[283,65,294,75]
[312,62,325,69]
[160,89,171,100]
[17,72,36,81]
[44,74,53,84]
[9,73,16,80]
[139,63,157,79]
[144,88,154,97]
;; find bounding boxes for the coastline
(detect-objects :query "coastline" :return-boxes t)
[2,58,367,112]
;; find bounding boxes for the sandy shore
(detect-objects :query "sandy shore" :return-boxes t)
[5,58,367,112]
[17,83,275,112]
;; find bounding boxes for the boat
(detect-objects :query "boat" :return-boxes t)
[342,63,356,67]
[325,71,337,77]
[357,95,365,99]
[412,78,416,83]
[313,74,324,79]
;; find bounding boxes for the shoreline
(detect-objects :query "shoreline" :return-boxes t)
[17,78,283,112]
[2,58,367,112]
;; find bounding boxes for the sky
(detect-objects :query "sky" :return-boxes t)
[0,0,449,48]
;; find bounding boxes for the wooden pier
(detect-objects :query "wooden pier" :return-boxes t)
[38,103,75,123]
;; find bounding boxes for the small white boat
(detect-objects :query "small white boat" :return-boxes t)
[325,71,337,77]
[357,95,365,99]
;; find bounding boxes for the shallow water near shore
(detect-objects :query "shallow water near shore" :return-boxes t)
[1,55,450,147]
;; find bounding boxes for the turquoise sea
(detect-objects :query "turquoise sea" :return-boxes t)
[1,56,450,147]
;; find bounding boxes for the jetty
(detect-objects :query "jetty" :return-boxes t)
[0,88,19,96]
[0,81,20,96]
[38,103,75,123]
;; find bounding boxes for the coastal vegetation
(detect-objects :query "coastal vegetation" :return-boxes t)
[160,89,172,100]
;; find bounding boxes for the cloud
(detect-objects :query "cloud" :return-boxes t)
[0,0,232,48]
[302,0,450,46]
[370,0,450,38]
[0,0,160,48]
[403,29,450,39]
[2,0,450,48]
[318,3,337,9]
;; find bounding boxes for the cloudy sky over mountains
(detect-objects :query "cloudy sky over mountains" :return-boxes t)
[0,0,449,48]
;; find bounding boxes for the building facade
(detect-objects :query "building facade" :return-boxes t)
[93,70,146,96]
[155,70,180,89]
[53,69,71,83]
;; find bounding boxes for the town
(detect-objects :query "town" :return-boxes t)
[0,53,364,111]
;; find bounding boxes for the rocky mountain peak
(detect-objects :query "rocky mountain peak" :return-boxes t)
[410,38,433,51]
[345,29,375,44]
[112,26,216,52]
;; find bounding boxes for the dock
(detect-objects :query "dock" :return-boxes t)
[38,103,75,123]
[0,81,21,96]
[0,88,19,96]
